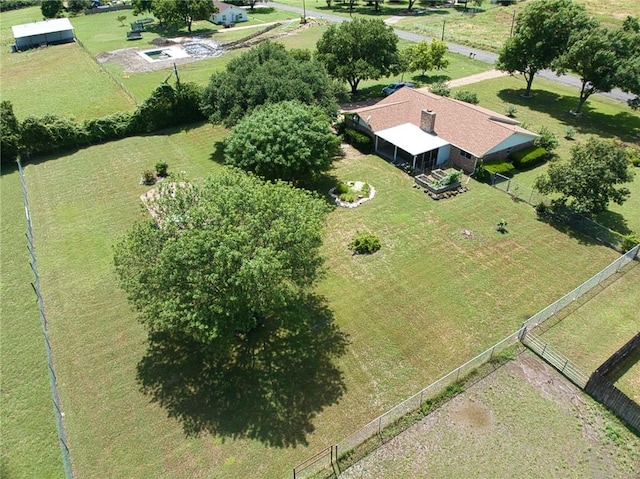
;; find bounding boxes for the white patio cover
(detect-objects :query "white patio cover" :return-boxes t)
[12,18,74,39]
[376,123,449,156]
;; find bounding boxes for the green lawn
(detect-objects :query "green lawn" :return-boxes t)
[449,74,640,235]
[6,126,620,477]
[0,7,136,120]
[0,165,64,478]
[536,260,640,387]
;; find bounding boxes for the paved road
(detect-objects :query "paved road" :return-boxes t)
[271,2,635,104]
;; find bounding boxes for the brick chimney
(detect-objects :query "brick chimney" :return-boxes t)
[420,109,436,134]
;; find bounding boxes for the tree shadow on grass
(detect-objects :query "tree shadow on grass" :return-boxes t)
[210,140,226,164]
[595,210,633,236]
[496,88,640,142]
[136,294,348,447]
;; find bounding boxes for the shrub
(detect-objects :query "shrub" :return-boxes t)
[350,231,381,254]
[344,128,372,152]
[453,90,479,104]
[155,162,169,177]
[141,170,156,185]
[340,192,356,203]
[335,182,350,195]
[496,219,508,233]
[622,232,640,252]
[505,104,517,118]
[430,81,451,97]
[84,112,132,144]
[510,146,547,170]
[482,160,515,176]
[564,126,576,140]
[20,115,86,155]
[627,147,640,167]
[534,126,559,152]
[440,169,462,185]
[473,162,491,183]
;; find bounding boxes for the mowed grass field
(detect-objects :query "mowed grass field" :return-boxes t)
[0,8,136,120]
[536,261,640,400]
[7,127,622,477]
[449,75,640,235]
[1,4,639,478]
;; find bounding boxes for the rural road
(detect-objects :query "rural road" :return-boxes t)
[270,2,635,105]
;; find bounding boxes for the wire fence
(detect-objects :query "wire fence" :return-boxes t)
[75,38,138,106]
[18,160,73,479]
[291,244,639,479]
[520,330,589,388]
[490,173,628,251]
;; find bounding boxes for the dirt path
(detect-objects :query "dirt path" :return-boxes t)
[416,69,509,92]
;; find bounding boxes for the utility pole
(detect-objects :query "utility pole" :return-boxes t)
[510,9,516,37]
[302,0,306,23]
[441,19,446,41]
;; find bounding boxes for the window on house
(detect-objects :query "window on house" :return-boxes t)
[460,150,472,159]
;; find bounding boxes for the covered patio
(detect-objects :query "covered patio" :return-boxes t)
[374,123,450,174]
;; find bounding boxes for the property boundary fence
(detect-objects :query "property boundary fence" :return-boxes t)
[585,373,640,434]
[18,160,73,479]
[75,38,138,106]
[490,173,628,251]
[521,244,639,331]
[520,329,589,388]
[291,245,639,479]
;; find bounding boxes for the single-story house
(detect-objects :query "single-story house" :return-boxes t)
[346,87,539,173]
[11,18,75,51]
[210,1,248,25]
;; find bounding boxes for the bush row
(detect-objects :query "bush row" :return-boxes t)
[16,83,205,157]
[510,146,547,170]
[344,128,372,152]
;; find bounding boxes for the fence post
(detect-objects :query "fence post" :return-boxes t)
[541,343,547,357]
[562,358,568,372]
[378,417,382,437]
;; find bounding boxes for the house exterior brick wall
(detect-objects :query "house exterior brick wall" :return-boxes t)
[449,146,477,173]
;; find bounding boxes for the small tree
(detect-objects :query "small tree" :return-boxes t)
[117,15,127,26]
[534,137,634,215]
[41,0,63,18]
[0,101,21,166]
[224,101,340,184]
[410,41,432,76]
[534,126,558,153]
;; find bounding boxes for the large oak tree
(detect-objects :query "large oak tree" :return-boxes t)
[534,137,634,215]
[316,18,400,95]
[496,0,594,98]
[114,170,329,352]
[201,42,338,126]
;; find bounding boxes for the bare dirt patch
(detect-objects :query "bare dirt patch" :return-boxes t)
[340,352,640,479]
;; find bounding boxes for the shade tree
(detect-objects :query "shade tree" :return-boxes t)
[316,18,400,95]
[114,169,330,352]
[534,137,634,215]
[496,0,594,98]
[224,101,340,185]
[201,42,338,126]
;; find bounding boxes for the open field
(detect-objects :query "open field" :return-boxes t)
[535,261,640,400]
[340,352,640,479]
[5,126,621,477]
[0,7,136,120]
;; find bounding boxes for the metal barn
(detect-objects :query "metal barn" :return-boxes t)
[12,18,75,51]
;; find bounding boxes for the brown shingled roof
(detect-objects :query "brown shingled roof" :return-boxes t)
[350,88,538,157]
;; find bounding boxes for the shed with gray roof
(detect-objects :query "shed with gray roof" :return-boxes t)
[12,18,75,51]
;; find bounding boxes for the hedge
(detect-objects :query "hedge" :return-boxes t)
[344,128,372,152]
[510,146,547,170]
[482,160,515,176]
